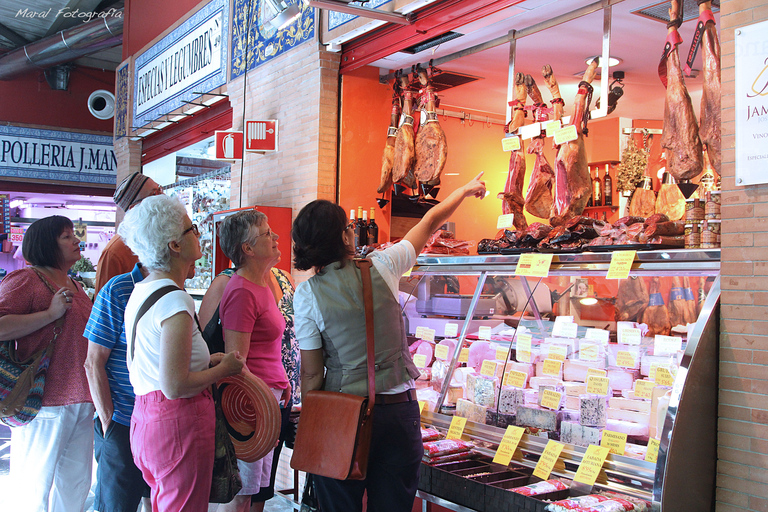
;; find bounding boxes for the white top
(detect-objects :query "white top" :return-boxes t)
[125,278,210,396]
[294,240,416,352]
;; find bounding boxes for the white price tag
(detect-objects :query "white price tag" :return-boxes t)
[519,122,542,140]
[585,328,610,344]
[478,326,492,340]
[618,328,642,346]
[654,335,683,356]
[497,214,515,229]
[552,321,578,339]
[444,323,458,337]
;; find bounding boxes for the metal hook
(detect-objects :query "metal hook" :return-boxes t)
[467,113,474,127]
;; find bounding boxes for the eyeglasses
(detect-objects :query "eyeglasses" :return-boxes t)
[181,224,200,237]
[254,228,274,240]
[346,222,355,231]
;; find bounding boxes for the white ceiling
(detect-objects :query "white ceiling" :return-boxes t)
[367,0,719,123]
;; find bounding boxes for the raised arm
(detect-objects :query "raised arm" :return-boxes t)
[403,172,487,254]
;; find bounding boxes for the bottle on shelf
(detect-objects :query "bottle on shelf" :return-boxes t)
[349,209,358,246]
[592,166,603,207]
[367,207,378,245]
[586,167,593,207]
[355,206,367,248]
[603,164,613,207]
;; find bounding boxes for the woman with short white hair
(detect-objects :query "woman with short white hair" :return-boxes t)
[119,194,245,512]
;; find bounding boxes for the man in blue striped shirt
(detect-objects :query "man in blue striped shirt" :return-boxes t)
[84,263,149,512]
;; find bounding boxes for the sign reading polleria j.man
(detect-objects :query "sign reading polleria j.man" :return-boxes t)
[133,0,227,128]
[0,125,116,185]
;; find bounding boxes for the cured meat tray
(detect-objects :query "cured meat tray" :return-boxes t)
[581,244,683,253]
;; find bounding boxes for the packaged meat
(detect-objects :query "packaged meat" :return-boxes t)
[421,427,441,442]
[423,450,477,465]
[545,494,611,511]
[423,439,474,458]
[511,479,568,497]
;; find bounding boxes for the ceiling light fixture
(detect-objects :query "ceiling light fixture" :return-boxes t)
[263,0,302,31]
[585,56,622,67]
[307,0,413,25]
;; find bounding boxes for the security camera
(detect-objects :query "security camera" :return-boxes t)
[88,90,115,120]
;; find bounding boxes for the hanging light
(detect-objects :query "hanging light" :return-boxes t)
[263,0,302,31]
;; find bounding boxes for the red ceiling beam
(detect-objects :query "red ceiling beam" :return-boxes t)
[339,0,525,74]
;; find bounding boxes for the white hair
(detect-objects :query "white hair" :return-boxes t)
[117,194,187,272]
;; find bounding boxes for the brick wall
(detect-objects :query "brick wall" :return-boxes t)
[717,1,768,511]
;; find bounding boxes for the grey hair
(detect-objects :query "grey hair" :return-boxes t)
[117,194,188,272]
[218,209,267,268]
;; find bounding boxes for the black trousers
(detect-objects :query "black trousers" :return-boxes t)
[93,419,149,512]
[312,400,422,512]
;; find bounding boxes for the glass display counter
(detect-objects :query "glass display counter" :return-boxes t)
[406,249,719,512]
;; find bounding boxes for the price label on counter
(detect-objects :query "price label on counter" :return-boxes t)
[542,359,562,377]
[516,334,532,363]
[540,390,563,410]
[585,328,610,344]
[515,253,553,278]
[573,445,610,487]
[579,342,600,362]
[444,323,459,337]
[504,370,528,388]
[600,430,627,456]
[634,379,655,399]
[618,328,642,346]
[655,366,675,387]
[607,251,636,280]
[520,122,542,140]
[422,328,436,342]
[587,367,608,378]
[478,326,492,340]
[645,438,661,463]
[586,375,610,396]
[654,335,683,356]
[413,354,427,369]
[546,344,568,361]
[446,416,468,440]
[552,321,578,339]
[553,124,578,145]
[544,119,562,136]
[502,135,521,152]
[533,440,565,480]
[418,401,426,414]
[415,326,426,339]
[497,214,515,229]
[496,348,508,361]
[435,344,449,361]
[459,348,469,363]
[493,426,525,466]
[616,350,636,368]
[403,267,412,277]
[481,360,497,377]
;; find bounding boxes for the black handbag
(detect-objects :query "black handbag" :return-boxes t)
[299,473,320,512]
[209,382,243,503]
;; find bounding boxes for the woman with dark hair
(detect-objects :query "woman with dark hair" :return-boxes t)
[292,173,486,512]
[0,215,95,511]
[216,209,290,512]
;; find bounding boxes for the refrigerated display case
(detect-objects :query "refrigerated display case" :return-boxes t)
[408,249,719,512]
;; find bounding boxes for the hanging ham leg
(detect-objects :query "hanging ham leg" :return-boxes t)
[550,60,598,226]
[392,76,417,187]
[642,277,672,337]
[523,74,554,219]
[661,0,703,181]
[414,69,448,183]
[699,0,721,175]
[498,73,528,232]
[377,96,401,193]
[668,276,689,328]
[507,73,527,133]
[542,64,564,122]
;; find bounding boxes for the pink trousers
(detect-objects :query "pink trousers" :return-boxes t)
[131,390,215,512]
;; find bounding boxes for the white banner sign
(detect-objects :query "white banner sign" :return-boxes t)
[735,19,768,186]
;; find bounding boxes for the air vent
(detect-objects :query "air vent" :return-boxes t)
[430,71,482,92]
[401,32,464,54]
[632,0,719,24]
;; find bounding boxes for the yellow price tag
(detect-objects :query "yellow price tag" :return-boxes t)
[502,135,521,152]
[645,438,660,463]
[504,370,527,388]
[607,251,637,280]
[497,214,515,229]
[553,124,578,145]
[459,348,469,363]
[654,366,675,387]
[547,345,567,361]
[616,350,636,368]
[479,326,492,340]
[586,375,610,396]
[516,334,532,363]
[587,367,608,378]
[600,430,627,455]
[515,253,554,278]
[403,267,412,277]
[413,354,427,369]
[544,119,562,136]
[446,416,468,440]
[415,326,426,339]
[435,344,449,361]
[481,360,497,377]
[542,358,562,377]
[634,379,655,399]
[579,343,600,362]
[573,445,610,486]
[422,328,436,342]
[533,440,565,480]
[496,348,508,361]
[444,323,458,337]
[540,389,562,410]
[493,426,525,466]
[419,401,426,414]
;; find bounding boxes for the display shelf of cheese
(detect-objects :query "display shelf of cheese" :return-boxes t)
[408,250,719,512]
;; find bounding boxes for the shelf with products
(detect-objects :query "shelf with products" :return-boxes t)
[587,161,620,223]
[404,250,718,512]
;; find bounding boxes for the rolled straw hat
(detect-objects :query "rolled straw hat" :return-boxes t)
[218,371,280,462]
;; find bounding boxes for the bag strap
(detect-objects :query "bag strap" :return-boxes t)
[129,285,180,361]
[354,259,375,417]
[27,267,66,349]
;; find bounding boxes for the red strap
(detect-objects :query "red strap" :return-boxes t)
[684,10,716,76]
[658,29,684,88]
[355,259,376,418]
